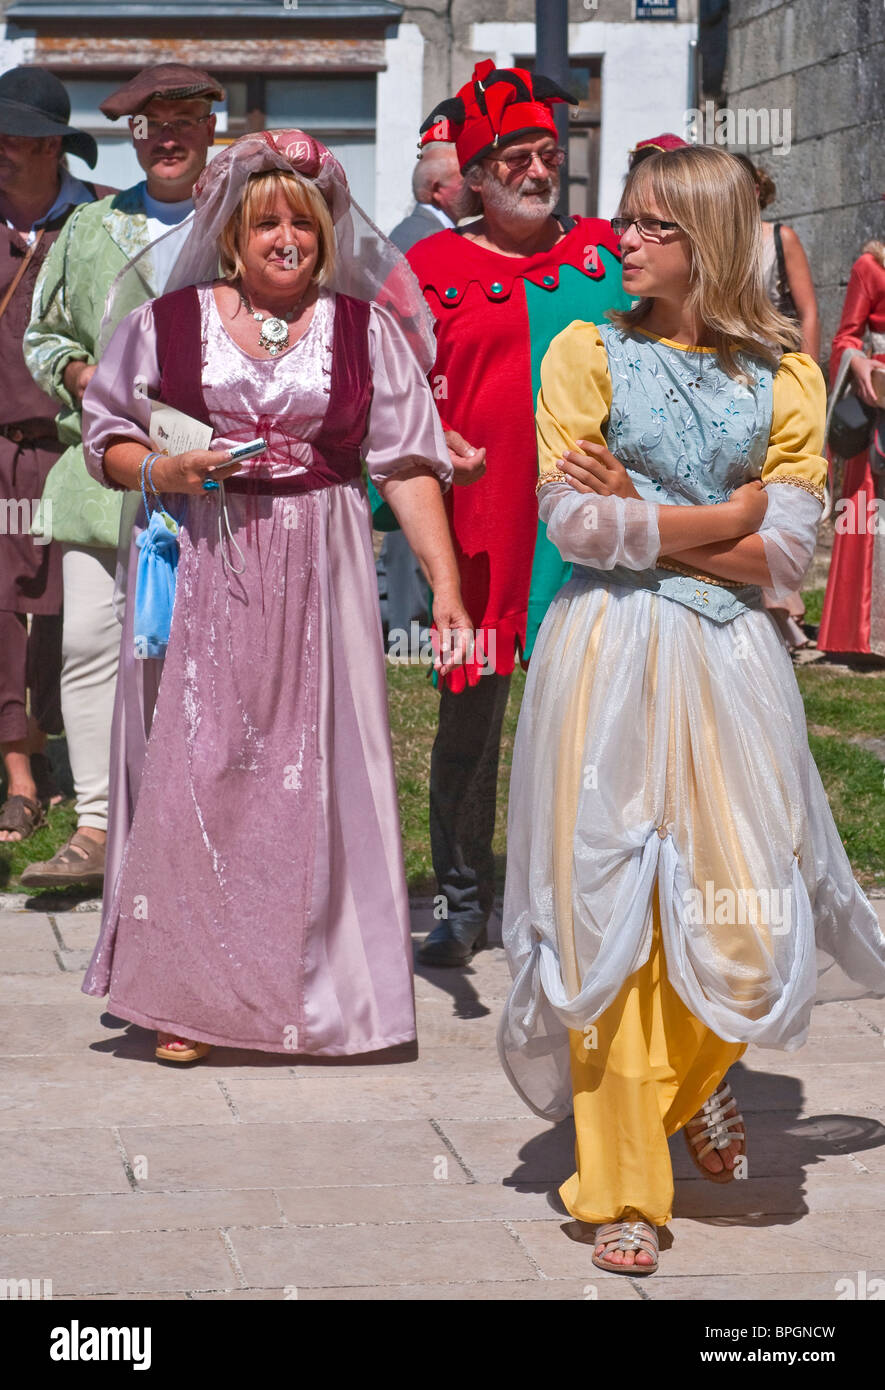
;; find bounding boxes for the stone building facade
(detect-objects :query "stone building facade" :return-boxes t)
[724,0,885,365]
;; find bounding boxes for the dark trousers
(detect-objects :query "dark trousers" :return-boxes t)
[0,610,63,744]
[429,672,511,927]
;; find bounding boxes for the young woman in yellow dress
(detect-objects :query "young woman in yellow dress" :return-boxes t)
[498,145,885,1276]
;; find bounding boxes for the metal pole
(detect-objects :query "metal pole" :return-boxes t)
[536,0,570,216]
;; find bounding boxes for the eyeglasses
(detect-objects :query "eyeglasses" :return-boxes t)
[492,146,566,174]
[610,216,681,240]
[132,116,210,141]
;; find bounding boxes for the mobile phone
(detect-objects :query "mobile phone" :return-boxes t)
[220,438,268,466]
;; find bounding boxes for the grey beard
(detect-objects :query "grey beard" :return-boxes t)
[479,171,559,222]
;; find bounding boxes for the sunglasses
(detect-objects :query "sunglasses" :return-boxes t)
[490,147,566,174]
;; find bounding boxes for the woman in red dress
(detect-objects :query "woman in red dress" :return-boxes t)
[818,242,885,659]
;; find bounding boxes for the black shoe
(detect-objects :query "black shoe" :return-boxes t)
[417,919,488,967]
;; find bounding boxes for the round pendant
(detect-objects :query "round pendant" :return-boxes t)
[259,316,289,352]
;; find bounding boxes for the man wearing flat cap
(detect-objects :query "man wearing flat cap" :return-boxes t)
[23,63,223,890]
[0,67,113,848]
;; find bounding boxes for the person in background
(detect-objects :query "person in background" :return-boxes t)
[377,145,469,651]
[735,152,821,652]
[735,154,820,359]
[22,64,223,890]
[627,132,688,170]
[388,143,467,253]
[402,61,631,966]
[0,68,113,845]
[817,234,885,662]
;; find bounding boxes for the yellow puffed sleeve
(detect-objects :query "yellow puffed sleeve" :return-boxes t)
[761,352,828,502]
[536,321,612,482]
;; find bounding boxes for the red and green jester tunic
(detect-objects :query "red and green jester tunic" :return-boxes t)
[405,216,631,692]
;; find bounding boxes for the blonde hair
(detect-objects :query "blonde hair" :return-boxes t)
[218,169,335,286]
[862,240,885,268]
[609,144,801,380]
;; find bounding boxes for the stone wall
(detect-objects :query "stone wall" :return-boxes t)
[725,0,885,367]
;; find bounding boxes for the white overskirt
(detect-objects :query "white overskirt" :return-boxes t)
[498,574,885,1121]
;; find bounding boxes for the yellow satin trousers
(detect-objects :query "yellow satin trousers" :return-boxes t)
[560,895,746,1227]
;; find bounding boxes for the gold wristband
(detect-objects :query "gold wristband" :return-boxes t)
[535,470,567,496]
[763,475,826,504]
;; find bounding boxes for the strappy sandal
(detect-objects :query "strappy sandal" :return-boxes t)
[591,1220,659,1276]
[0,794,45,843]
[155,1036,212,1063]
[19,829,105,889]
[684,1079,746,1183]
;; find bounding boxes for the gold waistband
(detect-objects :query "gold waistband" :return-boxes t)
[655,557,748,590]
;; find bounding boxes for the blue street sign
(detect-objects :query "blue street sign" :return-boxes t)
[635,0,678,17]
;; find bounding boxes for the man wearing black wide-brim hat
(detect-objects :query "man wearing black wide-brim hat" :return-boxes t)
[23,63,223,892]
[0,67,113,849]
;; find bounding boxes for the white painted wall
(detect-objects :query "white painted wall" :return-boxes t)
[0,29,36,70]
[472,20,698,219]
[376,23,425,235]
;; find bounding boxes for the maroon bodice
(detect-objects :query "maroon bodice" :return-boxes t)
[152,284,373,494]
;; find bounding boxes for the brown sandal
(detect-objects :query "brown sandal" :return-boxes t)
[19,829,105,889]
[155,1036,212,1063]
[0,794,46,843]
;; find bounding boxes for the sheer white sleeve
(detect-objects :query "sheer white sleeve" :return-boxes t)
[538,479,661,571]
[758,482,823,599]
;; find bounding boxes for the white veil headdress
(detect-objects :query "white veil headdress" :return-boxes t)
[98,128,437,370]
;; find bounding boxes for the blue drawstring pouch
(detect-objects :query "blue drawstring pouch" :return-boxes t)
[134,489,180,660]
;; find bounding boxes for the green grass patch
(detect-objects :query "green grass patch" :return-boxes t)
[801,587,825,628]
[3,654,882,895]
[795,666,885,739]
[387,663,525,893]
[807,735,885,887]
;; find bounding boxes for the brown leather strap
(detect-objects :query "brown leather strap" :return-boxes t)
[0,227,46,324]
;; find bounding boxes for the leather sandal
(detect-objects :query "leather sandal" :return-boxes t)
[155,1036,212,1063]
[592,1220,659,1275]
[0,794,45,843]
[19,829,105,889]
[684,1079,746,1183]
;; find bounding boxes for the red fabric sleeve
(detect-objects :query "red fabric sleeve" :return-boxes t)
[831,256,876,383]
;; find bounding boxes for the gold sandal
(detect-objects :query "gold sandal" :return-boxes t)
[155,1036,212,1063]
[591,1220,659,1275]
[684,1079,746,1183]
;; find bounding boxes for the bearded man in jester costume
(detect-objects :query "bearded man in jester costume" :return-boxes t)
[406,61,632,965]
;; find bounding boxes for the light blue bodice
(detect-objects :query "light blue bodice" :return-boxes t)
[574,323,776,623]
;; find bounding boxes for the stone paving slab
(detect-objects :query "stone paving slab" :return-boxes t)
[0,1128,132,1197]
[0,1229,237,1296]
[191,1279,643,1300]
[226,1219,539,1289]
[0,1056,238,1129]
[0,903,882,1301]
[0,1189,282,1236]
[116,1119,473,1191]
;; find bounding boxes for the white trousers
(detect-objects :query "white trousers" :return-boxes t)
[60,545,119,831]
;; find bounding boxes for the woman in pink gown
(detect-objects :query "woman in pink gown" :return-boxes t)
[80,131,469,1060]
